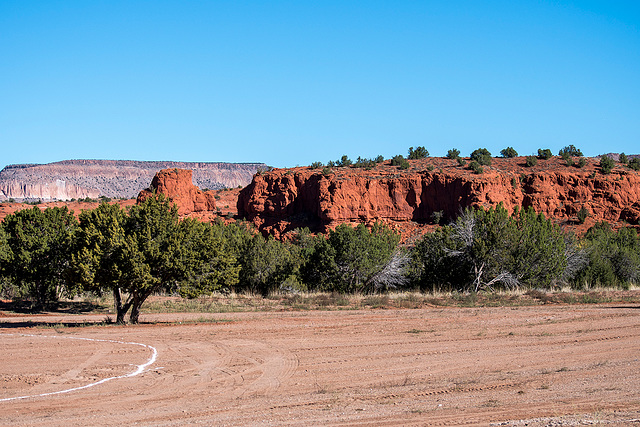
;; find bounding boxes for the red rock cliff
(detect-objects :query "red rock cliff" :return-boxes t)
[238,157,640,238]
[137,168,217,215]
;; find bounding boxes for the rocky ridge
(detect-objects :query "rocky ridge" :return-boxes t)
[137,168,217,215]
[0,160,266,201]
[238,156,640,239]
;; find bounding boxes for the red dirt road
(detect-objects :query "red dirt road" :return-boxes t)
[1,305,639,426]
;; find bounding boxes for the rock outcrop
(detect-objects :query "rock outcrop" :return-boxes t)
[0,160,266,201]
[238,156,640,238]
[137,169,216,215]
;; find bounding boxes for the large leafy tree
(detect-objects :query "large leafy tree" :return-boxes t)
[73,202,128,322]
[303,223,400,293]
[2,206,78,309]
[0,225,11,269]
[0,226,14,298]
[238,234,297,296]
[511,207,567,287]
[74,197,239,323]
[174,217,240,299]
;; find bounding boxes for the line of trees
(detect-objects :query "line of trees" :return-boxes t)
[1,196,639,323]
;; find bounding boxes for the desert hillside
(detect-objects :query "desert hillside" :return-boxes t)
[238,155,640,239]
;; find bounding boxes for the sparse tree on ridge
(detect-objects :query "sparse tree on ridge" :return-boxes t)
[537,148,553,159]
[408,146,429,159]
[446,149,461,160]
[470,148,492,166]
[500,147,518,158]
[558,145,583,157]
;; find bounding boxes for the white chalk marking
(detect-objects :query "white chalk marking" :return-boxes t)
[0,333,158,402]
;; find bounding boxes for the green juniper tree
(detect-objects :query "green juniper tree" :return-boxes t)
[74,197,238,323]
[2,206,78,309]
[470,148,492,166]
[408,146,429,159]
[500,147,518,158]
[302,223,400,293]
[413,205,566,292]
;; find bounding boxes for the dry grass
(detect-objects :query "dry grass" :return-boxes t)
[4,287,638,317]
[106,288,640,315]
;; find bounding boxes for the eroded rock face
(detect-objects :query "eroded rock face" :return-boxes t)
[238,157,640,238]
[0,160,266,201]
[137,168,216,215]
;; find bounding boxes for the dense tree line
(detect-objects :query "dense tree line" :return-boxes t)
[1,196,639,323]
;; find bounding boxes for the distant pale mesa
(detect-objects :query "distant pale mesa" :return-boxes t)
[0,160,266,202]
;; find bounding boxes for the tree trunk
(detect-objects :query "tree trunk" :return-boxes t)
[129,294,142,324]
[113,288,129,324]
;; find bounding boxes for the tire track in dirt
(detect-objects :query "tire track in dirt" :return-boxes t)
[294,320,640,356]
[0,333,157,402]
[298,326,640,369]
[143,338,298,401]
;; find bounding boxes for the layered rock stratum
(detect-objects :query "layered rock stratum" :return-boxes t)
[238,156,640,239]
[0,160,266,201]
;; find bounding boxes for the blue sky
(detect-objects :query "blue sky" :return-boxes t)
[1,1,638,170]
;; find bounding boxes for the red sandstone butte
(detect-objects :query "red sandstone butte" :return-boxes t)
[238,156,640,238]
[137,168,216,215]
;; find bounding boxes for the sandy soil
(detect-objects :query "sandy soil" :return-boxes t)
[1,305,639,426]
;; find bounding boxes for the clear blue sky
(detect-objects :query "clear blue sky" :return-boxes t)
[1,1,638,170]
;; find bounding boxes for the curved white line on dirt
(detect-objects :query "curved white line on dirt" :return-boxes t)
[0,333,158,402]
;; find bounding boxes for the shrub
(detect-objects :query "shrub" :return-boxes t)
[302,223,401,293]
[537,148,553,160]
[574,223,640,288]
[447,148,461,160]
[412,206,566,292]
[310,161,323,169]
[336,155,352,167]
[619,153,628,164]
[500,147,518,158]
[628,158,640,171]
[558,145,583,157]
[469,161,484,174]
[600,155,615,174]
[238,235,298,296]
[456,157,467,166]
[564,155,574,167]
[375,155,385,163]
[408,146,429,159]
[354,157,377,169]
[576,157,586,168]
[470,148,492,166]
[391,155,410,170]
[577,206,589,224]
[525,156,537,167]
[431,210,444,225]
[322,167,332,176]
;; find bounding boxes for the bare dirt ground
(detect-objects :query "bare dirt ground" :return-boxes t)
[1,305,639,426]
